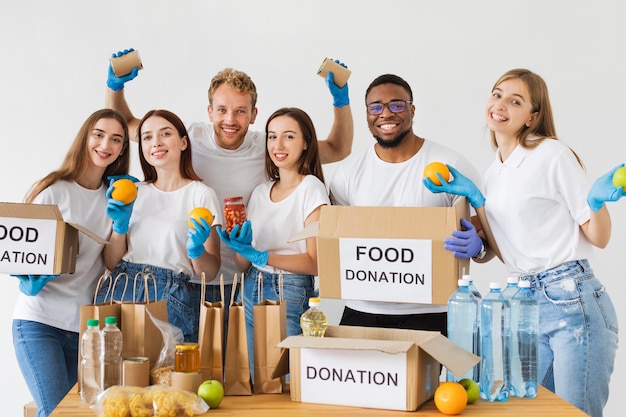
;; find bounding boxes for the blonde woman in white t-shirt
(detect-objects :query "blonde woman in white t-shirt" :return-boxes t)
[12,109,130,417]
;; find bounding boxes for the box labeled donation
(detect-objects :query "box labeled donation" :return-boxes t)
[276,325,479,411]
[296,200,470,305]
[0,202,108,275]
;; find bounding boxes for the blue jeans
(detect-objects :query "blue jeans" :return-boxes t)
[520,259,618,417]
[95,261,195,342]
[189,282,233,345]
[236,266,315,377]
[13,320,79,417]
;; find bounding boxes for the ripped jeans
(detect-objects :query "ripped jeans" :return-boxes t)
[520,259,618,417]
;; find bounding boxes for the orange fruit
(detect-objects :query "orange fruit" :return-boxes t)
[188,207,214,229]
[434,381,468,415]
[424,161,451,186]
[110,179,137,204]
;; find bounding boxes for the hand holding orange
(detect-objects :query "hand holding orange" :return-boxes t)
[188,207,214,229]
[110,179,138,204]
[424,162,451,186]
[434,381,467,415]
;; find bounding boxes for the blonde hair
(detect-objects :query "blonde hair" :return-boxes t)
[25,109,130,203]
[208,68,257,108]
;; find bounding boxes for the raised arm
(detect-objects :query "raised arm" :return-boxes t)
[584,164,625,248]
[105,49,142,142]
[318,64,354,164]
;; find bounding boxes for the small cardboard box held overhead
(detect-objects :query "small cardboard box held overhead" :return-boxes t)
[0,202,108,275]
[290,200,470,306]
[275,325,479,411]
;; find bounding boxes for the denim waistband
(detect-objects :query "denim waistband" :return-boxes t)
[114,260,191,282]
[519,259,590,288]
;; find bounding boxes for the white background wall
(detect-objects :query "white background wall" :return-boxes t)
[1,1,624,415]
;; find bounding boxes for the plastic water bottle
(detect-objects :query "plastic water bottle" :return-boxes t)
[463,273,482,302]
[502,277,519,299]
[80,319,102,404]
[480,282,511,402]
[509,280,539,398]
[101,316,123,391]
[446,279,479,382]
[300,297,328,337]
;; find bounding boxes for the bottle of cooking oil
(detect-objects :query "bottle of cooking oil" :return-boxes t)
[300,297,328,337]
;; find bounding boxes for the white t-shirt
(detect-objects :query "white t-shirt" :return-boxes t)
[12,181,111,332]
[247,175,330,275]
[186,122,265,284]
[124,181,222,277]
[484,138,593,276]
[329,139,482,315]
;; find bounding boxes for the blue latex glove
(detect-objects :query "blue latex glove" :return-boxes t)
[216,221,268,267]
[423,164,486,208]
[187,217,211,259]
[587,164,626,212]
[106,175,139,234]
[12,274,60,296]
[107,49,140,91]
[326,59,350,108]
[444,218,483,258]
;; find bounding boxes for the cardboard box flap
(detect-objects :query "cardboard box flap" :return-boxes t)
[0,202,63,220]
[277,334,416,354]
[317,201,469,239]
[418,332,480,377]
[288,221,319,242]
[325,325,437,344]
[68,223,109,244]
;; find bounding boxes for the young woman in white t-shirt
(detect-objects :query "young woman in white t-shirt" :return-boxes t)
[96,109,221,342]
[426,69,621,417]
[12,109,130,416]
[218,107,330,373]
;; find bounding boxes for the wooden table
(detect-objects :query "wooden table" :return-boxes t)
[51,385,588,416]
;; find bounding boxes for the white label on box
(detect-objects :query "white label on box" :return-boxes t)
[0,217,58,274]
[300,348,408,410]
[338,237,433,304]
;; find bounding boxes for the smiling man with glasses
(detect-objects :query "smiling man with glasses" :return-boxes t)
[329,73,485,337]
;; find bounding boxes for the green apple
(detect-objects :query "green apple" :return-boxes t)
[458,378,480,404]
[612,166,626,189]
[197,379,224,409]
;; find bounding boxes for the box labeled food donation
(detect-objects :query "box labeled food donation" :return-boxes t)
[0,202,108,275]
[275,325,479,411]
[290,200,470,305]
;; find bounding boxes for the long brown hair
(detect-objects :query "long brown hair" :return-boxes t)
[489,68,583,167]
[137,109,202,183]
[264,107,325,184]
[25,109,130,203]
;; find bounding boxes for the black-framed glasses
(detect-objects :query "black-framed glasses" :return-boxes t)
[366,100,412,116]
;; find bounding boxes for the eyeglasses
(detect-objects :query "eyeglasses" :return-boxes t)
[366,100,412,116]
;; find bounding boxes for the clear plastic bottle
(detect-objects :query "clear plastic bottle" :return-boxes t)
[446,279,479,382]
[300,297,328,337]
[480,282,511,402]
[502,277,519,299]
[462,272,482,381]
[509,280,539,398]
[80,319,102,404]
[101,316,123,391]
[463,273,482,302]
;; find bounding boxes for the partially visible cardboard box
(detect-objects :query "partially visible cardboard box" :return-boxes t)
[276,325,479,411]
[0,202,107,275]
[23,401,36,417]
[292,200,470,305]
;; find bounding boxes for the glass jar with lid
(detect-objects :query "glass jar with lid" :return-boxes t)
[174,343,200,373]
[223,196,247,234]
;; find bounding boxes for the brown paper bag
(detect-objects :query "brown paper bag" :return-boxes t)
[223,273,252,395]
[198,272,225,384]
[253,272,287,393]
[120,272,168,370]
[77,272,125,392]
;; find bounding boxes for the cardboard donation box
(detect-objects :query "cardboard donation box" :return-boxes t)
[276,325,479,411]
[309,201,469,305]
[0,202,108,275]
